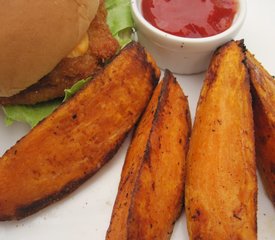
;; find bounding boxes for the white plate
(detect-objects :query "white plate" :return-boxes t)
[0,0,274,239]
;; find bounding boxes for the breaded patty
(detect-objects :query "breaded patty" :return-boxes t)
[0,1,119,105]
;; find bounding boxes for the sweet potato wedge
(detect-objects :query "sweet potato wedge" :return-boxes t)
[106,70,191,240]
[246,51,275,206]
[0,41,160,220]
[185,41,257,239]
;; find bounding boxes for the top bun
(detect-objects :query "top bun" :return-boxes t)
[0,0,99,97]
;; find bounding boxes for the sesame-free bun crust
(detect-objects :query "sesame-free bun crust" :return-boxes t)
[0,0,99,97]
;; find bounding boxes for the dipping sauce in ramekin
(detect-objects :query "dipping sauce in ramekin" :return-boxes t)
[142,0,238,38]
[131,0,246,74]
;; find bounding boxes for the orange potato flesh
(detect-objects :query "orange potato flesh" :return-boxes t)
[185,41,257,240]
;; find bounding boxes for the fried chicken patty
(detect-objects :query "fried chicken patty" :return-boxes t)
[0,1,119,105]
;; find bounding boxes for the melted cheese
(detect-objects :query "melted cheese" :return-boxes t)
[67,33,89,58]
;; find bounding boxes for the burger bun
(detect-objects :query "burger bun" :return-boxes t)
[0,0,99,97]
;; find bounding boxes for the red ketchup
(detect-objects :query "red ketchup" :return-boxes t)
[141,0,238,38]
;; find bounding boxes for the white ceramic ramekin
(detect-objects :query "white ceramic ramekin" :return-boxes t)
[131,0,247,74]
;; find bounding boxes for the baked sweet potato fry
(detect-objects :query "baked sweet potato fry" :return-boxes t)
[106,70,191,240]
[0,41,160,220]
[246,51,275,206]
[185,41,257,239]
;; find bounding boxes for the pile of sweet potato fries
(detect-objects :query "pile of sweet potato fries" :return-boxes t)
[0,40,274,240]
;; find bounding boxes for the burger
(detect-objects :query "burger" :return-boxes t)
[0,0,120,106]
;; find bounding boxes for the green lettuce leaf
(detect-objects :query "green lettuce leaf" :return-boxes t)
[3,78,90,127]
[3,100,61,128]
[2,0,134,128]
[63,77,91,102]
[106,0,134,47]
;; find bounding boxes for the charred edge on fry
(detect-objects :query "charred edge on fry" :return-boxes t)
[13,133,129,220]
[271,163,275,175]
[136,43,160,89]
[243,62,258,233]
[244,61,258,233]
[237,39,247,53]
[143,69,171,167]
[125,70,172,236]
[136,70,187,226]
